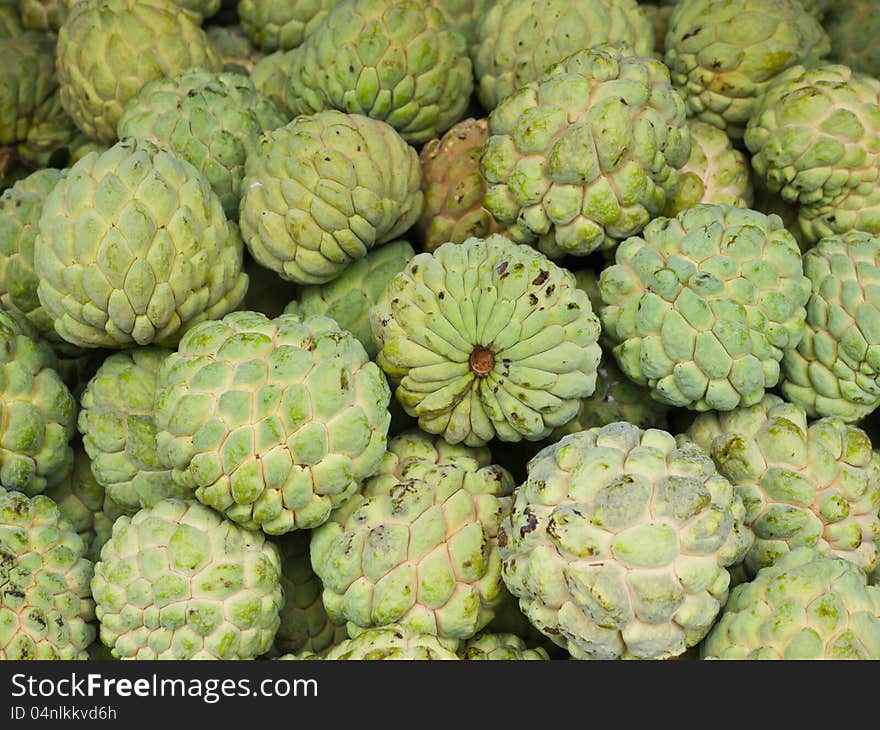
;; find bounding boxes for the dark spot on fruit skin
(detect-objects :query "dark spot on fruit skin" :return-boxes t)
[497,527,508,548]
[438,291,445,300]
[411,265,418,274]
[519,508,538,538]
[497,261,509,276]
[529,294,538,306]
[532,271,549,286]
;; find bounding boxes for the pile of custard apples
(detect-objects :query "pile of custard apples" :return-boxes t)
[3,0,880,662]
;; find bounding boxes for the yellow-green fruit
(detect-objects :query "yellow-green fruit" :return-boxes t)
[238,0,339,52]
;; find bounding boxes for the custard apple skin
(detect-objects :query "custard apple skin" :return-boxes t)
[687,395,880,578]
[0,486,96,660]
[117,70,286,219]
[371,235,602,447]
[416,118,506,253]
[599,204,810,411]
[289,624,461,659]
[18,0,66,33]
[239,111,422,285]
[274,531,347,655]
[238,0,338,52]
[664,0,830,141]
[55,0,221,144]
[702,547,880,660]
[480,42,690,258]
[0,5,22,37]
[472,0,653,112]
[78,347,188,513]
[664,121,753,217]
[460,632,549,660]
[91,498,283,660]
[207,25,264,75]
[284,0,474,145]
[0,168,66,339]
[824,0,880,78]
[251,49,297,116]
[0,312,76,496]
[781,233,880,421]
[436,0,490,50]
[284,240,414,358]
[498,422,751,660]
[34,138,249,350]
[310,430,514,640]
[154,311,392,535]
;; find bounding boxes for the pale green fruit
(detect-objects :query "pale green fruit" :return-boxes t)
[824,0,880,78]
[238,0,338,52]
[282,624,461,659]
[206,25,265,75]
[460,632,549,660]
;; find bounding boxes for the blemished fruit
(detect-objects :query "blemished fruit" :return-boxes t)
[310,430,514,639]
[284,624,461,659]
[0,311,76,496]
[117,69,286,218]
[687,395,880,578]
[371,235,602,447]
[664,0,830,140]
[472,0,653,111]
[283,0,474,145]
[416,118,506,253]
[56,0,220,144]
[284,240,415,358]
[498,422,752,660]
[599,204,810,411]
[91,498,283,660]
[480,42,690,259]
[34,138,249,349]
[459,632,549,660]
[0,486,95,659]
[153,310,391,535]
[238,0,338,52]
[239,111,422,285]
[702,547,880,659]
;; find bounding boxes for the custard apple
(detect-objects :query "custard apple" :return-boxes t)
[238,0,338,52]
[251,49,297,116]
[206,25,264,75]
[18,0,66,31]
[459,632,549,660]
[286,624,460,659]
[824,0,880,78]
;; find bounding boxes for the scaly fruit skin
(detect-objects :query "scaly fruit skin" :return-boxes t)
[91,498,283,660]
[117,70,286,219]
[287,624,461,659]
[641,4,672,56]
[238,0,338,52]
[206,26,264,75]
[285,0,473,145]
[481,42,690,258]
[275,531,347,655]
[56,0,220,144]
[0,487,95,659]
[599,204,810,411]
[824,0,880,78]
[0,312,76,495]
[154,311,391,535]
[34,138,249,349]
[416,118,506,253]
[251,49,296,116]
[0,5,22,37]
[702,547,880,659]
[436,0,490,50]
[460,632,549,660]
[498,422,751,660]
[687,395,880,577]
[473,0,653,111]
[240,111,422,285]
[311,431,514,640]
[371,235,602,447]
[781,233,880,421]
[170,0,220,21]
[0,168,66,339]
[664,0,830,140]
[285,240,414,358]
[664,121,753,217]
[78,347,186,513]
[43,449,124,562]
[18,0,66,31]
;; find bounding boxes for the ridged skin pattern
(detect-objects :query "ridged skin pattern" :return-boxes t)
[687,395,880,577]
[371,235,602,446]
[0,487,95,659]
[78,347,186,513]
[154,311,391,535]
[56,0,220,143]
[416,118,506,253]
[599,205,810,411]
[664,0,830,140]
[0,168,66,339]
[480,43,690,258]
[702,548,880,659]
[34,139,249,349]
[0,312,76,495]
[824,0,880,78]
[460,632,549,660]
[91,498,283,659]
[311,430,514,639]
[285,240,415,358]
[250,49,297,116]
[206,26,264,75]
[498,423,751,660]
[744,64,880,245]
[472,0,653,111]
[284,0,474,144]
[18,0,67,32]
[288,624,461,659]
[781,233,880,421]
[117,70,286,219]
[238,0,338,52]
[239,111,422,285]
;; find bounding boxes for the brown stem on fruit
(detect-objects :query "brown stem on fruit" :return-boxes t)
[469,347,495,377]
